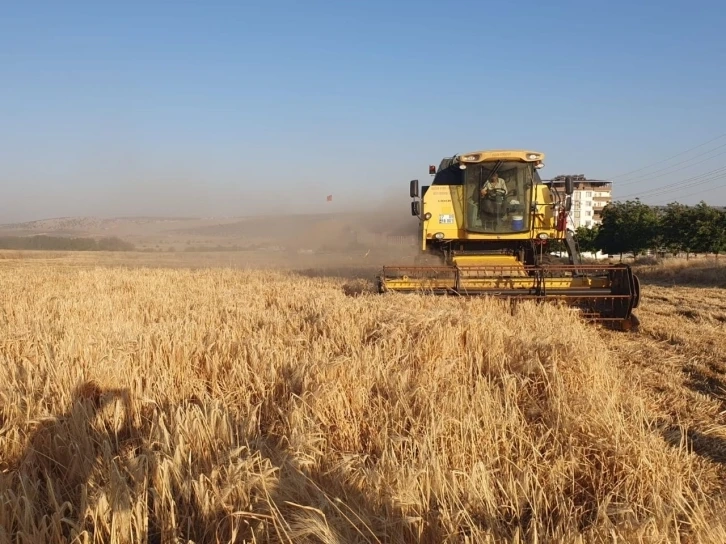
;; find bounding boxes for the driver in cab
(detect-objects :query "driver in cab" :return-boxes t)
[480,173,507,197]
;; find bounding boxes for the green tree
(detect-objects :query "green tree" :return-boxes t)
[594,200,660,258]
[690,202,726,256]
[660,202,696,258]
[0,235,135,252]
[654,201,726,259]
[574,225,599,254]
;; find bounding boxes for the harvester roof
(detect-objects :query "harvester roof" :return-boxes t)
[454,149,545,164]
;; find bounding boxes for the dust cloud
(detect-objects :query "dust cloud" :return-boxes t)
[0,153,424,279]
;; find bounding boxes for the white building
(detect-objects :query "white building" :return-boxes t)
[549,175,612,229]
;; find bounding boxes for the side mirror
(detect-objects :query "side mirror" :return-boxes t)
[429,165,436,175]
[565,175,574,196]
[410,179,419,198]
[411,201,420,216]
[564,195,572,212]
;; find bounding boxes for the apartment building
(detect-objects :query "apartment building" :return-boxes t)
[549,174,612,229]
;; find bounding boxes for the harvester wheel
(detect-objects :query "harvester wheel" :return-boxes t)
[624,313,641,332]
[632,274,641,309]
[604,313,640,333]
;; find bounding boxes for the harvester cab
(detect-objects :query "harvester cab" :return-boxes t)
[378,149,640,329]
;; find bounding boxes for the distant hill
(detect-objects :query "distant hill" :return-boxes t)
[0,211,419,252]
[0,216,206,232]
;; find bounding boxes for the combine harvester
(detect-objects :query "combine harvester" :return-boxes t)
[377,149,641,330]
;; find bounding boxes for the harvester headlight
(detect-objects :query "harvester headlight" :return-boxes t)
[528,153,539,160]
[424,212,432,220]
[462,154,480,161]
[538,233,549,240]
[535,161,544,169]
[434,232,445,240]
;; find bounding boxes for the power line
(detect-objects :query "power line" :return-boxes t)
[614,143,726,186]
[615,166,726,200]
[650,180,726,204]
[633,174,725,200]
[602,132,726,180]
[616,165,726,198]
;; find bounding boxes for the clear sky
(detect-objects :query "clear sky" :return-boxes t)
[1,0,725,222]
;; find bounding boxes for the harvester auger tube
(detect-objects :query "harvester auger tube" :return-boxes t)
[377,263,641,330]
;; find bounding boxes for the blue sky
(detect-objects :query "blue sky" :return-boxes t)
[1,0,725,221]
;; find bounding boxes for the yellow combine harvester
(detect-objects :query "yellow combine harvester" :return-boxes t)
[377,149,641,329]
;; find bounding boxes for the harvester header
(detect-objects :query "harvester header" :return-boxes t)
[379,148,640,330]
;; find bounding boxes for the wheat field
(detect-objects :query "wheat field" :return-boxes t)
[1,252,725,543]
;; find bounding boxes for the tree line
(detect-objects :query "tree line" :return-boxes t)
[0,235,135,251]
[573,200,726,258]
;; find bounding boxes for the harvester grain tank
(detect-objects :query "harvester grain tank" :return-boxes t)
[377,149,640,329]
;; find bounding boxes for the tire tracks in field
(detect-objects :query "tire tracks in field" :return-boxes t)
[599,284,726,473]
